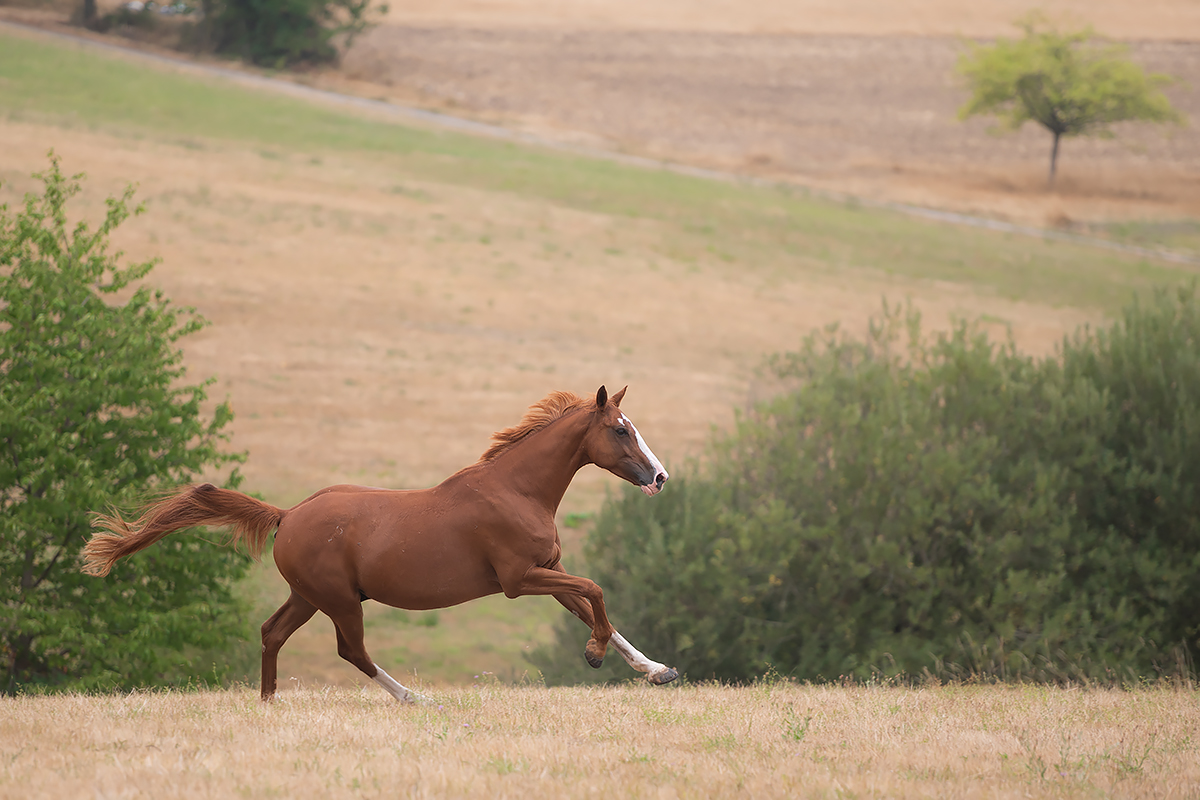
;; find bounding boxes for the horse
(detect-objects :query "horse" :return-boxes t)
[81,385,677,701]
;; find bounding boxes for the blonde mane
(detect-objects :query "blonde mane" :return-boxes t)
[480,390,591,461]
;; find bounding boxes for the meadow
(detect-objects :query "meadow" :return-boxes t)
[3,11,1200,797]
[2,23,1196,690]
[2,682,1198,799]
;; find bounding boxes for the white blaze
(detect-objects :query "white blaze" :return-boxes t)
[620,413,668,495]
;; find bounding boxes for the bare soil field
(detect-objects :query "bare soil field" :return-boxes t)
[2,683,1197,799]
[381,0,1200,40]
[339,27,1200,227]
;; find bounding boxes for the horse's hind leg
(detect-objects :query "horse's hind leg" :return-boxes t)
[260,590,318,701]
[328,604,422,703]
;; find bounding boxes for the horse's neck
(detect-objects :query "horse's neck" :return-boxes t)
[496,409,591,512]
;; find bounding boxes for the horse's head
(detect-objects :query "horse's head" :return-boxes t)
[585,386,669,496]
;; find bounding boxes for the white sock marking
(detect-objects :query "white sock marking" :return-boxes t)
[609,630,670,676]
[372,664,426,703]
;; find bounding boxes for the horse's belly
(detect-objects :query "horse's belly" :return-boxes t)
[367,578,501,611]
[356,531,501,611]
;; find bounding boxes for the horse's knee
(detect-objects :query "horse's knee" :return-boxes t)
[261,622,282,653]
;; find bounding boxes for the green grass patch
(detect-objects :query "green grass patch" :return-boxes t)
[1089,218,1200,257]
[2,31,1196,312]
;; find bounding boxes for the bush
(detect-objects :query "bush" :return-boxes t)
[531,291,1200,685]
[209,0,385,67]
[0,154,252,693]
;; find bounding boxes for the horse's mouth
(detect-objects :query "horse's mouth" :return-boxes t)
[639,472,668,497]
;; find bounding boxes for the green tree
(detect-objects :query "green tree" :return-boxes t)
[958,16,1183,186]
[71,0,383,67]
[210,0,386,67]
[1,154,251,694]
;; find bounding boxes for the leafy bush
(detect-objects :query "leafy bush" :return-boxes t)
[208,0,385,67]
[1,154,252,693]
[532,291,1200,685]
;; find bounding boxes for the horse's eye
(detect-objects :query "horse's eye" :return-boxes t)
[615,427,629,437]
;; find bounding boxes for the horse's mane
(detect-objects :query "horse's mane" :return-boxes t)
[480,390,591,461]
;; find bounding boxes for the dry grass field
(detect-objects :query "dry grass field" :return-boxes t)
[3,683,1199,799]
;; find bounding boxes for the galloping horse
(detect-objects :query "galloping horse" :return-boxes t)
[82,386,677,701]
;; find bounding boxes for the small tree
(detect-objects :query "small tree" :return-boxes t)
[958,15,1183,186]
[1,154,251,694]
[210,0,387,67]
[73,0,384,67]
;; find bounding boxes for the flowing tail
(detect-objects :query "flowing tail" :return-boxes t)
[82,483,283,577]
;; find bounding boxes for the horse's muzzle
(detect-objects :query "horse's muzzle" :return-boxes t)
[640,471,669,497]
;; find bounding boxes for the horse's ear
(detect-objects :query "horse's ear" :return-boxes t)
[611,386,627,408]
[595,385,608,408]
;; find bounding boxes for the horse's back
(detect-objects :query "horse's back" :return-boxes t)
[290,483,394,508]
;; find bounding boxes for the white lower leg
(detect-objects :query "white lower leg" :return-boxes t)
[609,631,673,680]
[372,664,425,703]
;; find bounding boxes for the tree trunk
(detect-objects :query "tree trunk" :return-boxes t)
[80,0,98,29]
[1048,131,1061,188]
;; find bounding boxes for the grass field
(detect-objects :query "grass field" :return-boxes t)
[2,683,1198,798]
[2,27,1198,692]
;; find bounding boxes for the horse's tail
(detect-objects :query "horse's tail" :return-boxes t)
[82,483,284,577]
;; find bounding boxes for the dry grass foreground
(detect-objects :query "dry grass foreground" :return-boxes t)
[2,684,1198,799]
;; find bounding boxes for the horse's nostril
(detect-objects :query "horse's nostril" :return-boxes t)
[656,473,667,488]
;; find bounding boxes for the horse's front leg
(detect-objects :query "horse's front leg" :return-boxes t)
[521,564,678,684]
[553,589,678,684]
[505,565,615,668]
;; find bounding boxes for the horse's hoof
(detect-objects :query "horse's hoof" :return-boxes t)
[584,638,605,669]
[648,667,678,685]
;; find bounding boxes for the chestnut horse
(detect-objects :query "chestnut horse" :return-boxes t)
[82,386,677,701]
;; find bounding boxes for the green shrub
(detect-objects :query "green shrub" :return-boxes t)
[209,0,384,67]
[0,154,252,693]
[532,291,1200,685]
